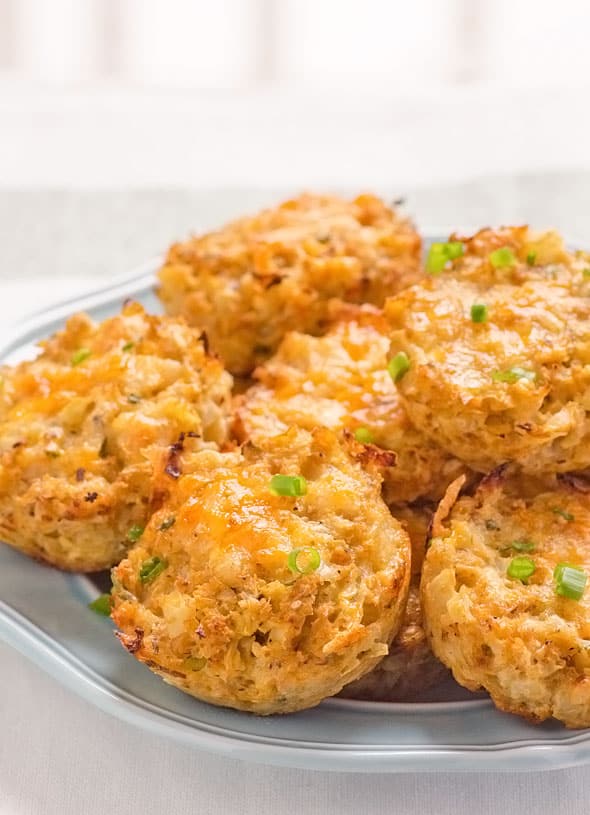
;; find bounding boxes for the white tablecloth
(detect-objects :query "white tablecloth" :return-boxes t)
[2,642,589,815]
[2,189,590,814]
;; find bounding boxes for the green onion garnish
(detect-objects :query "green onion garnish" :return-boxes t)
[509,540,536,553]
[71,348,91,366]
[139,556,168,584]
[492,366,536,384]
[425,241,464,275]
[526,252,537,266]
[388,352,410,383]
[354,427,374,444]
[470,303,488,323]
[122,341,134,352]
[158,516,176,531]
[127,524,144,543]
[554,563,587,600]
[88,593,111,616]
[489,247,516,268]
[583,269,590,279]
[270,474,307,497]
[552,507,575,522]
[287,546,321,575]
[507,556,536,582]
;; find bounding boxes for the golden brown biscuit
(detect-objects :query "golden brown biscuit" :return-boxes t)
[158,193,421,375]
[111,427,411,715]
[385,226,590,474]
[234,306,467,504]
[341,503,448,702]
[422,468,590,727]
[0,302,232,571]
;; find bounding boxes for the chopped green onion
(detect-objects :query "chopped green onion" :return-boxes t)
[425,241,464,275]
[287,546,321,575]
[508,540,536,553]
[270,474,307,497]
[127,393,141,404]
[388,352,410,383]
[489,247,516,268]
[470,303,488,323]
[122,341,134,352]
[354,427,374,444]
[554,563,587,600]
[127,524,144,543]
[139,556,168,584]
[88,594,111,616]
[71,348,91,366]
[492,366,536,384]
[507,556,536,582]
[526,252,537,266]
[158,516,176,531]
[583,268,590,279]
[552,507,575,522]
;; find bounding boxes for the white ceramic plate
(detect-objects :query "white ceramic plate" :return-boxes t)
[1,255,590,773]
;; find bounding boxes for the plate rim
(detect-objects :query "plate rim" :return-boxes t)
[3,597,590,773]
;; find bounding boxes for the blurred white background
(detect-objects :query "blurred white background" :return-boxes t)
[1,0,590,188]
[2,0,589,91]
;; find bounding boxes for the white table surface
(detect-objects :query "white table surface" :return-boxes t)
[2,183,590,814]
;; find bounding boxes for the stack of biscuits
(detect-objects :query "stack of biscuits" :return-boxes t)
[2,194,590,726]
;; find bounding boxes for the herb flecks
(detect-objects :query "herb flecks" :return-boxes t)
[489,247,516,268]
[492,366,536,384]
[72,348,91,367]
[507,556,536,583]
[388,352,410,383]
[127,524,144,543]
[88,594,111,616]
[552,507,575,522]
[139,556,168,584]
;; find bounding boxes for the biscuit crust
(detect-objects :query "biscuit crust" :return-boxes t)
[158,193,421,375]
[112,428,411,714]
[234,305,467,504]
[385,227,590,473]
[422,469,590,727]
[0,303,232,571]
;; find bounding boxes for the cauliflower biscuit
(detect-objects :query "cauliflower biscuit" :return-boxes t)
[341,503,448,701]
[0,302,232,571]
[234,306,467,504]
[158,193,421,375]
[385,227,590,474]
[111,427,411,715]
[422,468,590,727]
